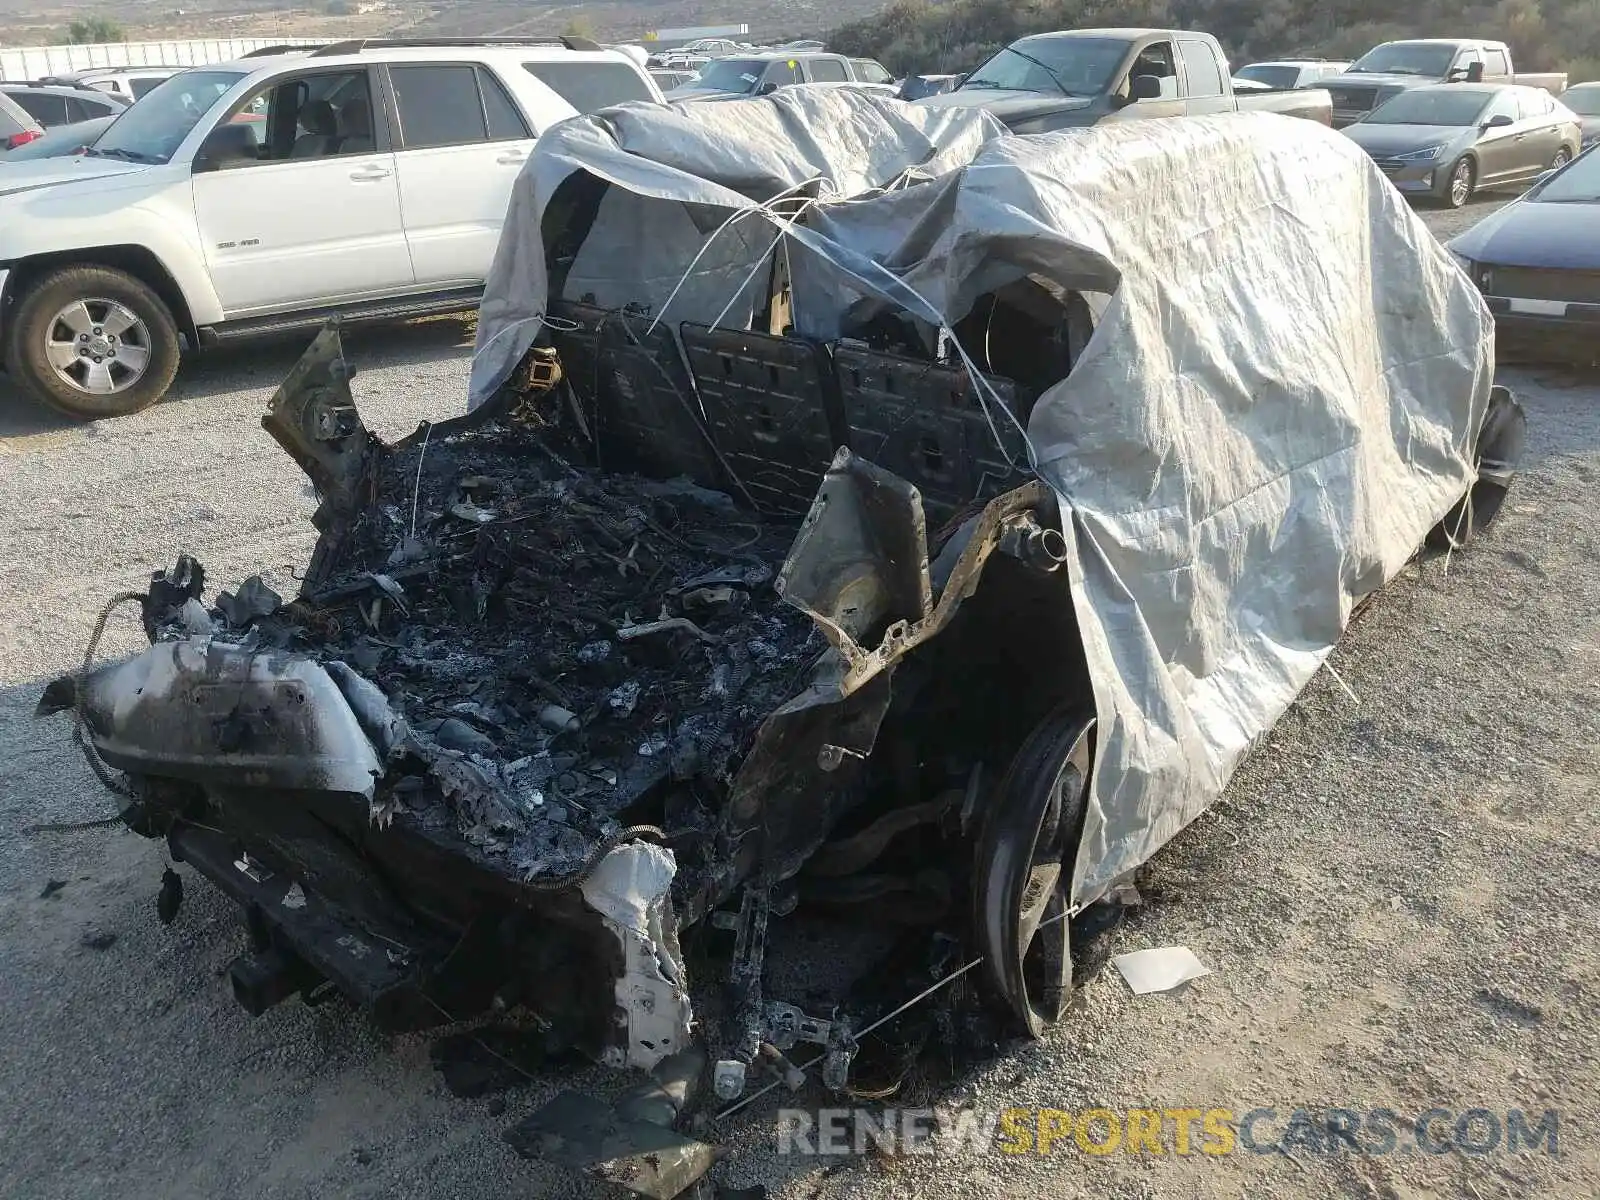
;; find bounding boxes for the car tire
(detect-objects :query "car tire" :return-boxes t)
[4,265,180,421]
[972,704,1095,1039]
[1440,156,1475,209]
[1550,146,1573,171]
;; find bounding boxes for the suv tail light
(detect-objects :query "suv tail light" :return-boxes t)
[4,128,43,150]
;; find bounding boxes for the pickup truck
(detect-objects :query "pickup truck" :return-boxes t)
[915,29,1333,130]
[0,38,663,421]
[1319,39,1569,127]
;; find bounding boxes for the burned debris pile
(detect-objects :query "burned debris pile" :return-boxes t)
[152,418,818,884]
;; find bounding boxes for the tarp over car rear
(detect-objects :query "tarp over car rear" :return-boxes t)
[470,87,1496,907]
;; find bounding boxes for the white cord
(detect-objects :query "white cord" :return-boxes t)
[644,177,828,338]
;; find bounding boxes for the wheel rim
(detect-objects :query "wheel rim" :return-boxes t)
[44,298,152,396]
[974,714,1094,1037]
[1553,149,1571,170]
[1450,163,1472,207]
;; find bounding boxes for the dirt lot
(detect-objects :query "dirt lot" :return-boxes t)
[1,195,1596,1200]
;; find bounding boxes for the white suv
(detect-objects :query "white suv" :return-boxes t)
[0,38,661,419]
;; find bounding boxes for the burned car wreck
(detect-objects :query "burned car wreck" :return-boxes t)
[44,92,1525,1194]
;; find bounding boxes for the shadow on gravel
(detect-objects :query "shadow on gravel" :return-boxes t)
[1,314,478,441]
[169,314,478,402]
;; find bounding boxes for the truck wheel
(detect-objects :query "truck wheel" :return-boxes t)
[1440,157,1475,209]
[5,266,180,420]
[972,705,1095,1038]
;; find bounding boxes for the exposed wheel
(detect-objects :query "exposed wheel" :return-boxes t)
[4,266,180,420]
[1549,146,1573,172]
[972,705,1094,1038]
[1441,157,1475,209]
[1428,386,1527,550]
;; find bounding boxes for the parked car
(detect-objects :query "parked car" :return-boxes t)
[667,52,896,100]
[0,39,663,420]
[1558,82,1600,149]
[1341,83,1580,208]
[649,68,699,91]
[0,90,44,153]
[0,114,116,161]
[915,29,1334,129]
[1318,40,1568,127]
[0,83,128,128]
[39,66,184,101]
[1233,59,1350,90]
[1448,144,1600,363]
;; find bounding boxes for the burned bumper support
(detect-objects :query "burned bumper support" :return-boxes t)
[166,819,427,1024]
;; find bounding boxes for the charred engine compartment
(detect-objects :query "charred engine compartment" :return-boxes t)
[50,278,1102,1193]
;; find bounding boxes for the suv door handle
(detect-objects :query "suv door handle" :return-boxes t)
[496,151,528,165]
[349,167,393,181]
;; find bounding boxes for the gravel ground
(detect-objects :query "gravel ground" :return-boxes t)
[3,197,1597,1200]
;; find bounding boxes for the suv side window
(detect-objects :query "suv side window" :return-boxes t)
[13,90,69,125]
[65,95,109,123]
[130,77,168,99]
[479,67,532,138]
[522,60,653,112]
[1177,40,1223,96]
[391,64,494,149]
[211,69,376,167]
[808,58,848,83]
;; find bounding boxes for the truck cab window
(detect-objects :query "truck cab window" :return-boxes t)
[763,60,803,89]
[1117,41,1175,101]
[1177,40,1223,97]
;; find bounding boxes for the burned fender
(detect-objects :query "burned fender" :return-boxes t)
[725,448,1065,883]
[70,638,382,799]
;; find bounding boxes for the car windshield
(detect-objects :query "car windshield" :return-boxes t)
[1349,43,1458,77]
[1365,89,1488,126]
[695,58,765,93]
[88,69,243,163]
[1560,86,1600,116]
[961,37,1127,96]
[1534,148,1600,202]
[1236,64,1299,89]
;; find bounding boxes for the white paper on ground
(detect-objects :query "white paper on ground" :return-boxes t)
[1112,946,1212,995]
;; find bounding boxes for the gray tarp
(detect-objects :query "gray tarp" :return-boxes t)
[470,89,1495,907]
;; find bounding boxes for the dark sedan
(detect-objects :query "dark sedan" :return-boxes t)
[1342,83,1580,207]
[1448,145,1600,364]
[1559,81,1600,152]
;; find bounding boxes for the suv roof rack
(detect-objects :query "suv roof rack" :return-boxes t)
[309,35,604,57]
[241,44,317,57]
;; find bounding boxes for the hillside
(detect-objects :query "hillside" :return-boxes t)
[0,0,858,47]
[830,0,1599,83]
